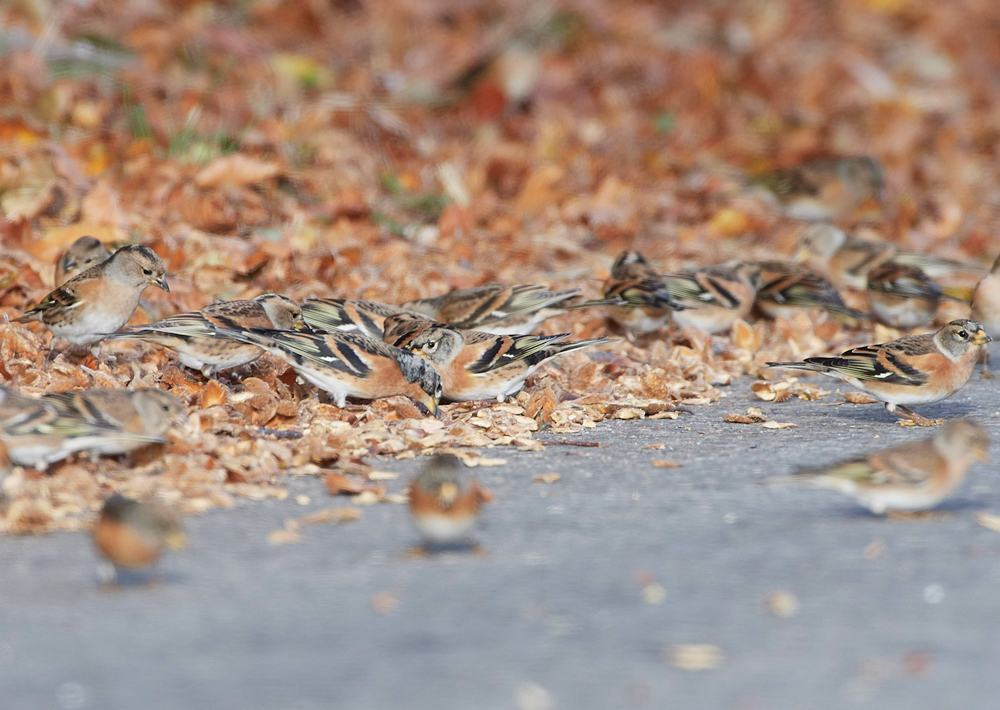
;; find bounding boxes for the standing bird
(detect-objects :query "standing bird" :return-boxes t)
[592,251,685,337]
[0,386,181,469]
[767,320,990,425]
[54,236,111,287]
[866,262,962,329]
[106,294,306,377]
[772,419,989,514]
[408,455,490,546]
[16,245,169,354]
[40,388,185,456]
[750,156,885,221]
[971,253,1000,377]
[795,224,976,288]
[660,263,757,334]
[93,495,187,580]
[402,284,584,335]
[739,260,867,322]
[382,313,614,402]
[202,326,442,414]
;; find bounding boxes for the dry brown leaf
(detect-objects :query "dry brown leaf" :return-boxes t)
[194,154,281,189]
[651,460,682,468]
[643,443,666,450]
[762,421,798,429]
[766,591,799,618]
[844,392,881,404]
[325,473,366,496]
[724,407,767,424]
[533,472,560,483]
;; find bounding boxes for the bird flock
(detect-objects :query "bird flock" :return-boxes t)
[2,154,999,578]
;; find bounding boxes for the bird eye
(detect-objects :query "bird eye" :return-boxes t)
[424,341,437,351]
[958,330,969,339]
[162,404,170,411]
[142,268,153,276]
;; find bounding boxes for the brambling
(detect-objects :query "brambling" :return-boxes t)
[866,262,963,329]
[93,494,187,574]
[659,264,757,334]
[751,156,884,221]
[775,419,989,514]
[408,455,490,546]
[16,244,169,351]
[402,284,584,335]
[971,253,1000,338]
[971,253,1000,376]
[107,294,306,377]
[795,224,975,288]
[55,236,111,287]
[301,298,415,340]
[383,313,614,402]
[767,319,990,425]
[204,325,442,414]
[739,260,867,321]
[0,386,180,468]
[41,388,184,450]
[592,251,685,336]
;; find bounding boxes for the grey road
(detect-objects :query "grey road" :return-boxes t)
[3,372,1000,710]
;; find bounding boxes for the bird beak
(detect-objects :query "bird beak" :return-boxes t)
[975,447,990,462]
[415,394,439,418]
[292,319,308,331]
[64,258,76,270]
[165,530,188,550]
[793,247,808,264]
[974,330,991,345]
[153,276,170,292]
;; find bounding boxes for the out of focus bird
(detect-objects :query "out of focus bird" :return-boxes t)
[751,156,885,221]
[408,455,490,546]
[866,262,963,329]
[660,264,757,334]
[594,251,685,336]
[794,224,977,289]
[772,419,989,514]
[107,294,306,377]
[54,236,111,287]
[403,284,584,335]
[16,245,169,353]
[93,494,187,578]
[202,326,442,414]
[0,386,181,469]
[40,388,185,456]
[738,260,867,322]
[971,253,1000,377]
[382,313,613,402]
[767,320,990,425]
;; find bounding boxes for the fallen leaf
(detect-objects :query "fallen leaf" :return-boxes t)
[643,443,666,450]
[325,473,365,495]
[844,392,881,404]
[762,421,798,429]
[651,460,682,468]
[534,472,560,483]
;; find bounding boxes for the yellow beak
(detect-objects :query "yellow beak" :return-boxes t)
[974,330,992,345]
[153,276,170,292]
[793,247,809,264]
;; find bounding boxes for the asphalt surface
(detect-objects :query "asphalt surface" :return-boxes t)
[4,370,1000,710]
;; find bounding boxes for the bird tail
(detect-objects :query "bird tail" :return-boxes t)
[764,361,827,373]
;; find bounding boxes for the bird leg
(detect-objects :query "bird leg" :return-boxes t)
[981,350,994,380]
[886,403,942,427]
